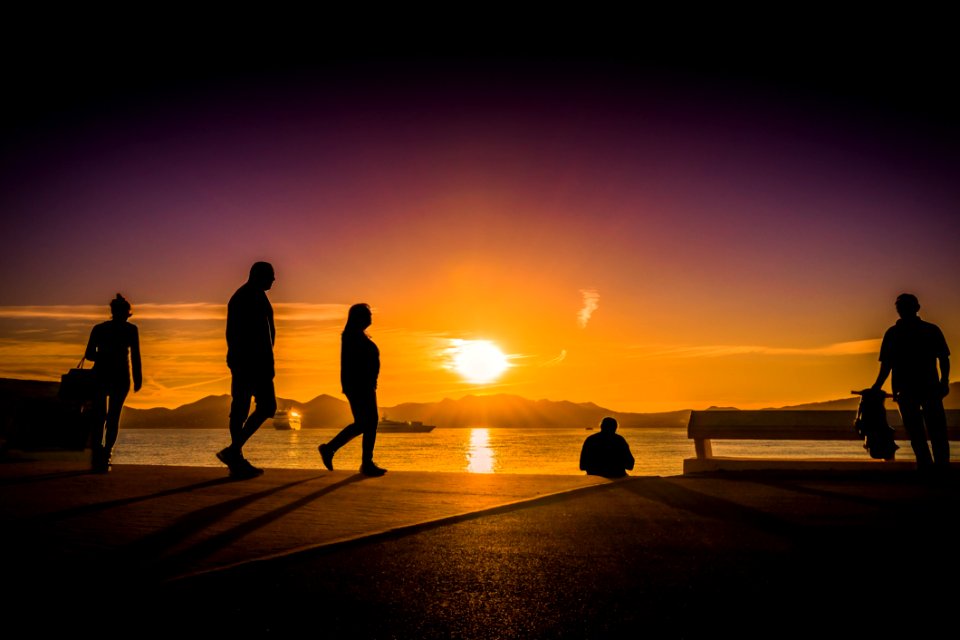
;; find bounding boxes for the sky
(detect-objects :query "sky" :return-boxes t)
[1,23,957,412]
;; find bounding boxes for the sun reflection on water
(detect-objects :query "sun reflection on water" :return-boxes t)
[467,428,495,473]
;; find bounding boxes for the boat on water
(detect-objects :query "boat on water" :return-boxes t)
[273,409,302,430]
[378,416,435,433]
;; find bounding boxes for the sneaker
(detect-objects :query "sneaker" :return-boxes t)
[91,449,111,473]
[232,458,264,479]
[318,443,334,471]
[216,447,237,468]
[360,462,387,477]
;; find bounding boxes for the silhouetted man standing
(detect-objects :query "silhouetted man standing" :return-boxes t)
[218,261,277,478]
[873,293,951,473]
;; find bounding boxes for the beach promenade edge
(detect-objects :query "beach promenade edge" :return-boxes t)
[3,459,958,637]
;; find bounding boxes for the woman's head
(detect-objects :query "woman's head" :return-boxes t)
[110,294,132,320]
[344,303,372,332]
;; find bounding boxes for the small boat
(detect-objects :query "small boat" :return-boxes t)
[273,409,302,430]
[378,416,435,433]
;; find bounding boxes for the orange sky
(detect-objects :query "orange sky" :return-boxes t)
[0,292,949,413]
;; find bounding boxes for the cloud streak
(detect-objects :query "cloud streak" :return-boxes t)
[630,339,882,359]
[577,289,599,329]
[542,350,568,366]
[0,302,348,322]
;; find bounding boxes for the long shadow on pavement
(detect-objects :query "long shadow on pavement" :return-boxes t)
[20,476,241,523]
[618,477,805,538]
[130,474,367,580]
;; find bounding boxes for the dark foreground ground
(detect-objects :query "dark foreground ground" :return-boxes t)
[2,461,956,638]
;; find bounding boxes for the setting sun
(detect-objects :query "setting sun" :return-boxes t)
[448,340,510,384]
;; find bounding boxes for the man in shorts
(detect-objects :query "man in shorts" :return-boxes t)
[217,261,278,478]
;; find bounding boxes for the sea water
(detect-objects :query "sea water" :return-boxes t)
[112,427,937,476]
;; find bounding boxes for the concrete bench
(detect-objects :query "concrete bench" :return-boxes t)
[683,409,960,474]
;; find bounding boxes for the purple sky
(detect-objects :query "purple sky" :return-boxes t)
[1,28,957,410]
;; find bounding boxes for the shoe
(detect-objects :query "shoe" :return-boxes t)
[360,462,387,477]
[318,443,334,471]
[216,447,237,468]
[231,458,264,479]
[91,449,111,473]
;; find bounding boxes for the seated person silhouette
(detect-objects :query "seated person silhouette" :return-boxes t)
[579,417,635,478]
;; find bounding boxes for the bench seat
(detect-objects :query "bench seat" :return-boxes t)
[684,409,960,474]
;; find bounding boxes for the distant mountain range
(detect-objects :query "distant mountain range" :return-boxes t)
[119,392,692,429]
[2,379,958,433]
[757,382,960,412]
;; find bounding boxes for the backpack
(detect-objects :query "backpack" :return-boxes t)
[853,388,899,460]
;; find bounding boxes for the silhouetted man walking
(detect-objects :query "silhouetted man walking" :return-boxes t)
[873,293,951,473]
[218,261,277,478]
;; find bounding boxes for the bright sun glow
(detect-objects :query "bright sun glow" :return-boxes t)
[449,339,510,384]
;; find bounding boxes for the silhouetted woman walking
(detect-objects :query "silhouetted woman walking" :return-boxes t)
[85,293,142,472]
[318,303,386,476]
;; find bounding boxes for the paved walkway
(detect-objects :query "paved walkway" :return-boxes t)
[0,461,607,581]
[2,461,956,637]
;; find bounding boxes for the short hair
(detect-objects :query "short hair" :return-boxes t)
[600,416,618,431]
[895,293,920,313]
[249,261,274,280]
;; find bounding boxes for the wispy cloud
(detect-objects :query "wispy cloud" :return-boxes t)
[274,303,351,322]
[0,302,348,322]
[0,301,354,408]
[630,339,882,359]
[0,305,105,320]
[542,349,568,366]
[0,303,223,321]
[577,289,599,329]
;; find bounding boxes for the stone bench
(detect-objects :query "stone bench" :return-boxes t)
[683,409,960,474]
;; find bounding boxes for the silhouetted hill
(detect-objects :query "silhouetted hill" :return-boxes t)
[118,391,688,429]
[4,378,956,433]
[382,394,689,429]
[120,394,354,429]
[771,397,861,411]
[298,394,354,428]
[773,383,960,411]
[121,395,233,428]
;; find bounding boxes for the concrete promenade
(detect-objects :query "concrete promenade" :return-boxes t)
[2,460,957,638]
